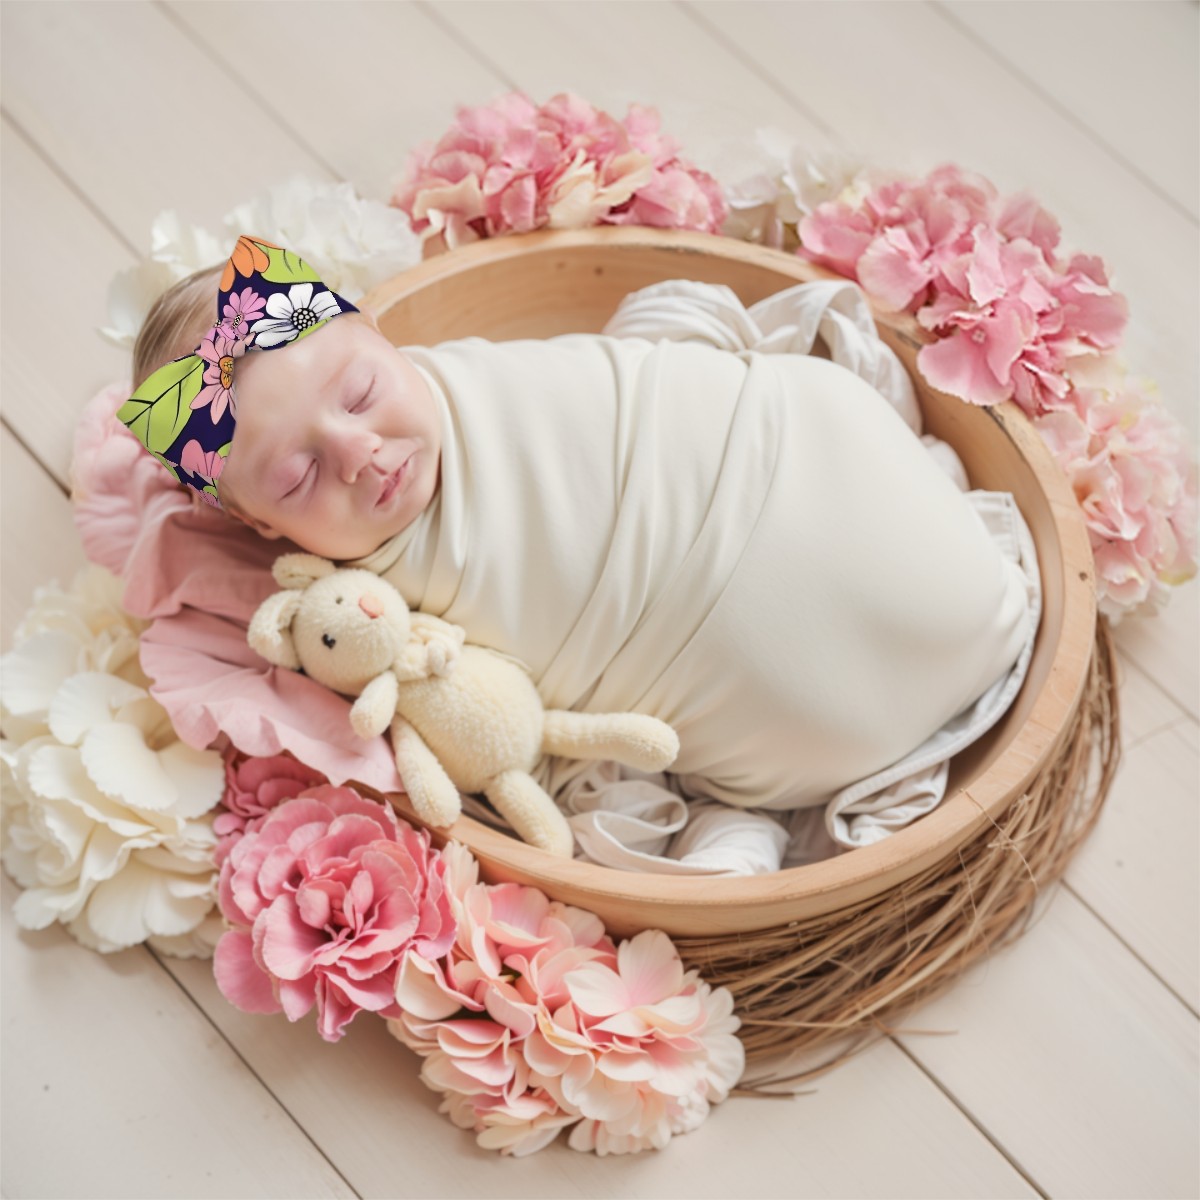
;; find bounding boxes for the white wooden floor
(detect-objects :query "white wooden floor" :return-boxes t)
[2,2,1197,1196]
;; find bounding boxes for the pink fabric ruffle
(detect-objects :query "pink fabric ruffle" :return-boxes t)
[71,382,404,794]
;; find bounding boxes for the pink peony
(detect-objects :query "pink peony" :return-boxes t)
[391,90,726,251]
[213,787,455,1041]
[212,748,329,865]
[388,844,744,1156]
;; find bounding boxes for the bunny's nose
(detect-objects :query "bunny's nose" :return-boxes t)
[358,592,385,619]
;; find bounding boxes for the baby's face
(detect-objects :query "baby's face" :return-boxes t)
[218,313,441,560]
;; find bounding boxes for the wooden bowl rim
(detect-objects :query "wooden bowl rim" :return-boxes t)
[362,225,1097,921]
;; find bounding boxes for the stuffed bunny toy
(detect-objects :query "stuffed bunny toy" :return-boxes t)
[246,552,681,857]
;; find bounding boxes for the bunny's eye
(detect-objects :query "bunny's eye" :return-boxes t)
[336,596,343,604]
[322,633,337,649]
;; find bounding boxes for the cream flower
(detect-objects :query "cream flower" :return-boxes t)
[545,147,656,230]
[221,175,422,300]
[1,566,225,955]
[98,212,229,352]
[99,177,422,352]
[721,128,887,249]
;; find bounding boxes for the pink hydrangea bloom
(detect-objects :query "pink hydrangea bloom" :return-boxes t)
[391,90,726,252]
[1033,366,1198,621]
[916,228,1127,412]
[389,844,744,1156]
[792,159,1199,620]
[213,747,329,865]
[798,162,1126,413]
[213,787,455,1041]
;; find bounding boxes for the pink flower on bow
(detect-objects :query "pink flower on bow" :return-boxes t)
[192,326,252,422]
[213,787,456,1041]
[178,439,226,484]
[389,844,744,1156]
[213,748,329,865]
[218,285,267,342]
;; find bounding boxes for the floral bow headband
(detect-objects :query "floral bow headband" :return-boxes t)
[118,234,360,508]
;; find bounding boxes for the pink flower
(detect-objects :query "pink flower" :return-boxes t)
[797,162,1127,412]
[916,228,1128,411]
[391,90,726,251]
[178,439,226,485]
[218,285,267,342]
[388,844,744,1156]
[213,787,455,1041]
[1032,368,1198,621]
[213,748,328,865]
[798,162,1017,307]
[192,327,252,422]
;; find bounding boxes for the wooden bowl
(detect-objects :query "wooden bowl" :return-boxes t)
[361,226,1096,938]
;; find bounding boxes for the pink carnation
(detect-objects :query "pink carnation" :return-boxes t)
[391,90,726,252]
[213,787,455,1041]
[213,748,329,865]
[389,844,744,1156]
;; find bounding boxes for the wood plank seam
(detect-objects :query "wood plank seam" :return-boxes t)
[887,1033,1051,1199]
[0,107,139,259]
[1059,879,1199,1019]
[150,0,345,185]
[673,0,837,138]
[1117,647,1200,727]
[143,943,364,1199]
[414,0,521,91]
[1,417,66,498]
[930,0,1199,227]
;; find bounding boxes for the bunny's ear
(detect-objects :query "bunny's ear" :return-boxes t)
[247,590,304,669]
[271,552,337,590]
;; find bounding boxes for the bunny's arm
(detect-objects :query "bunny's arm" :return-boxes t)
[407,612,466,677]
[349,670,400,739]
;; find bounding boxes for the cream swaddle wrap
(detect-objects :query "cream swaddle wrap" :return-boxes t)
[342,279,1036,873]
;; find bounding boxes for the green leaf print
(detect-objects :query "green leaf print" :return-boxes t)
[216,441,232,458]
[117,356,205,454]
[258,243,322,286]
[151,451,181,483]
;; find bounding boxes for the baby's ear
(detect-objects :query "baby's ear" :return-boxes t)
[272,552,337,590]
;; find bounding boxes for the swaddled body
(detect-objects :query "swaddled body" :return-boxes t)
[342,332,1031,814]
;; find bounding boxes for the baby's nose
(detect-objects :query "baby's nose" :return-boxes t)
[358,592,385,619]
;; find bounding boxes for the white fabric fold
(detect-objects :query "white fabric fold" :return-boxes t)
[544,278,1041,874]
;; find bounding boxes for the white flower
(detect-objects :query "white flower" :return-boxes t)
[247,283,348,349]
[98,212,228,352]
[99,176,422,353]
[720,128,887,248]
[1,565,225,955]
[220,174,422,300]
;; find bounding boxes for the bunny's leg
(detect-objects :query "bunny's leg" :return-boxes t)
[481,771,575,858]
[390,715,462,827]
[541,711,680,773]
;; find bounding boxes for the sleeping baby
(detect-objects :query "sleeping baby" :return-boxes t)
[126,234,1031,837]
